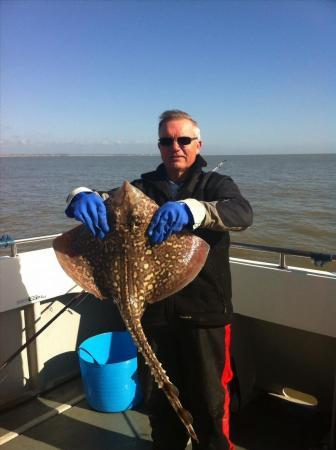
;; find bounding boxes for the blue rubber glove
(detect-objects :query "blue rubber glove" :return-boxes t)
[65,192,110,239]
[147,202,194,245]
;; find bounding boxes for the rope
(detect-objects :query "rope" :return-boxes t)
[0,234,15,249]
[311,253,334,268]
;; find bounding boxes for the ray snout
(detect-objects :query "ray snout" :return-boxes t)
[111,181,129,207]
[111,181,142,210]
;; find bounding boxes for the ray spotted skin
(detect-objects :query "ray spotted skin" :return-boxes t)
[53,181,209,443]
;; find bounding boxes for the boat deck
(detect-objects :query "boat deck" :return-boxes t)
[0,377,332,450]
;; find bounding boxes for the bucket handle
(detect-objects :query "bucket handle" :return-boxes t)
[78,347,102,366]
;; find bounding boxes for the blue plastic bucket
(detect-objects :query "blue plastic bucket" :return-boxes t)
[78,331,142,412]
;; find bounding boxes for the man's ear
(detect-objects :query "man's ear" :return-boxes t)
[196,140,203,154]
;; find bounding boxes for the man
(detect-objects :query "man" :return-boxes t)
[65,110,253,450]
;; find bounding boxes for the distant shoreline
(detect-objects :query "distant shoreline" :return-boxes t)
[1,152,335,158]
[0,153,159,158]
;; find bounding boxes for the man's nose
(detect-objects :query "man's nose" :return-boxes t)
[171,139,182,151]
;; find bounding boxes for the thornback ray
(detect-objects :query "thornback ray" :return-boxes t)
[53,181,210,442]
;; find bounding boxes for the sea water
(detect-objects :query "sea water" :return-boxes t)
[1,154,335,257]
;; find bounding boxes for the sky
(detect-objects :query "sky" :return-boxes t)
[1,0,335,155]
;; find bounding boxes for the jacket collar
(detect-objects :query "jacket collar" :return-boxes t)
[142,154,207,182]
[141,155,207,200]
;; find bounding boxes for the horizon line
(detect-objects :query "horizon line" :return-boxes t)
[1,152,335,157]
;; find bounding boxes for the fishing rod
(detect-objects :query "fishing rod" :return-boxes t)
[211,160,226,172]
[0,290,88,374]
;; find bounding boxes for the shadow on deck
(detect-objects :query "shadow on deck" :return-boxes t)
[0,378,332,450]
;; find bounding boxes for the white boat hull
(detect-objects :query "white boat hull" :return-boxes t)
[0,248,335,411]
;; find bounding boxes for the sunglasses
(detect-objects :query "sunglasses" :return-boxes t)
[158,136,199,147]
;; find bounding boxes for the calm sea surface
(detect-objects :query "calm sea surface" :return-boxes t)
[1,154,335,261]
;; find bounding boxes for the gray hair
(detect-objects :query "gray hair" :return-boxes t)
[158,110,201,139]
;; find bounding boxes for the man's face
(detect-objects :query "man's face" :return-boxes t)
[158,119,202,181]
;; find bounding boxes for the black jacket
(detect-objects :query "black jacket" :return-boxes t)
[128,155,253,327]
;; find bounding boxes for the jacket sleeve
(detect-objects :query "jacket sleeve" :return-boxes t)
[66,180,143,207]
[65,187,113,207]
[184,176,253,232]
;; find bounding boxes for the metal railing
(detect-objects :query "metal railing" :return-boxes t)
[1,234,335,269]
[230,241,336,269]
[0,234,61,257]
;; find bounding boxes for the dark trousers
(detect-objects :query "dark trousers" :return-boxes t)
[138,320,234,450]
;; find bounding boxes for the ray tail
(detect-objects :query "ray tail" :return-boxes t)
[119,309,199,443]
